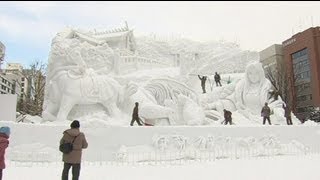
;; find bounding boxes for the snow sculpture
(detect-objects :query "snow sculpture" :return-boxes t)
[43,28,137,121]
[205,62,297,124]
[43,67,137,121]
[152,135,169,151]
[116,133,308,163]
[152,134,188,151]
[122,78,206,125]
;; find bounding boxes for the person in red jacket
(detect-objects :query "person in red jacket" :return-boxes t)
[0,126,10,180]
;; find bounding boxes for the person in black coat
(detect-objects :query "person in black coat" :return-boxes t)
[223,109,232,125]
[130,102,143,126]
[283,104,293,125]
[261,103,271,125]
[198,75,207,93]
[214,72,222,87]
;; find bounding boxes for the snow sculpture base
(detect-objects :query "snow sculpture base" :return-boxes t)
[1,121,319,162]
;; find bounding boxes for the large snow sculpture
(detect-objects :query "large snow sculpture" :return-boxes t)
[205,62,298,125]
[43,28,137,121]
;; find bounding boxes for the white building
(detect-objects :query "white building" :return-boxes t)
[0,74,15,94]
[2,63,29,100]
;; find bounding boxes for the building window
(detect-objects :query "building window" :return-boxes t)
[21,77,25,81]
[292,48,311,83]
[295,82,311,92]
[297,94,313,102]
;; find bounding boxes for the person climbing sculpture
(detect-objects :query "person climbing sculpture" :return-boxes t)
[214,72,222,87]
[198,75,207,94]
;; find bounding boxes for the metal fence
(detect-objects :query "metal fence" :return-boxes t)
[7,144,320,167]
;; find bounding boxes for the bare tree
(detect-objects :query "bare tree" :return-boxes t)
[16,60,46,116]
[265,62,296,110]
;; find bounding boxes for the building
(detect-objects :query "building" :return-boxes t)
[259,44,284,75]
[0,41,4,70]
[282,26,320,119]
[0,74,16,94]
[2,63,29,100]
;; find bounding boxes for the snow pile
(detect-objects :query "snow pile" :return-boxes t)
[302,120,319,126]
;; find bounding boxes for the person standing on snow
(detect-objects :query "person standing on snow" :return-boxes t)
[261,103,272,125]
[223,109,233,125]
[283,104,293,125]
[60,120,88,180]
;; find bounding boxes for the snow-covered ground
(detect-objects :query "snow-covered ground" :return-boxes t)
[4,154,320,180]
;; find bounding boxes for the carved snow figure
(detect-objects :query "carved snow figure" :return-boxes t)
[153,135,169,151]
[122,78,207,126]
[205,62,299,125]
[43,29,137,122]
[43,68,137,121]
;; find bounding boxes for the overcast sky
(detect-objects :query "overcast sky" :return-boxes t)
[1,1,320,67]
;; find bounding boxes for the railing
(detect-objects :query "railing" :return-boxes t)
[117,55,170,74]
[7,144,320,167]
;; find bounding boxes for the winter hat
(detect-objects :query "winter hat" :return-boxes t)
[70,120,80,129]
[0,126,11,137]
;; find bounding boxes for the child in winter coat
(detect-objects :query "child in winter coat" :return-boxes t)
[0,126,10,180]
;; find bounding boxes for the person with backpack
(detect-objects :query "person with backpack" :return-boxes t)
[0,126,10,180]
[130,102,143,126]
[60,120,88,180]
[198,75,207,93]
[261,103,272,125]
[223,109,232,125]
[214,72,222,87]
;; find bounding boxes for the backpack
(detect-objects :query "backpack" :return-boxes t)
[59,134,79,154]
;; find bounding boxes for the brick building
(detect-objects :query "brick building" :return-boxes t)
[282,27,320,119]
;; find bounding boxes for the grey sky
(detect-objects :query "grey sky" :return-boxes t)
[0,1,320,66]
